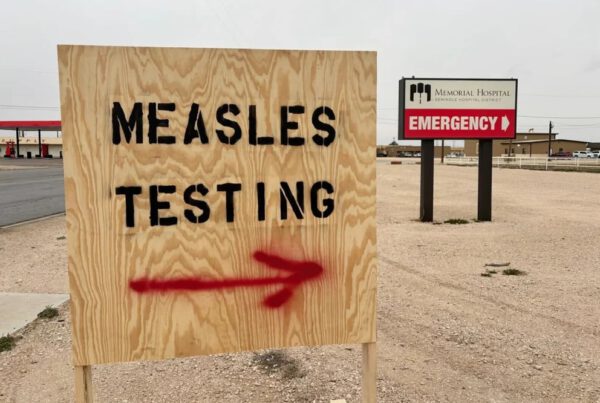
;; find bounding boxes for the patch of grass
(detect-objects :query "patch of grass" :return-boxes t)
[502,268,527,276]
[252,350,305,380]
[56,236,66,240]
[481,267,499,277]
[37,306,59,319]
[444,218,469,225]
[0,335,16,352]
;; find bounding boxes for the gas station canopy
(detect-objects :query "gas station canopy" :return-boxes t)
[0,121,62,158]
[0,121,61,131]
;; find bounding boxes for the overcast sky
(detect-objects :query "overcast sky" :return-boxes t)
[1,0,599,143]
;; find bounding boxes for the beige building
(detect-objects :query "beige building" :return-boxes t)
[464,132,588,157]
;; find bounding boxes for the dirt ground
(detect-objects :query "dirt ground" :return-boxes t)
[1,161,599,402]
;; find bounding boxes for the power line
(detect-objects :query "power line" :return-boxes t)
[3,103,599,128]
[0,104,59,110]
[504,115,600,120]
[0,67,58,75]
[555,123,600,127]
[520,93,600,98]
[379,115,600,122]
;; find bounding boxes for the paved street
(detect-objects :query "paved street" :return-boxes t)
[0,160,64,226]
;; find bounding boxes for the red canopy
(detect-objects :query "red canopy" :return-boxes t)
[0,120,61,131]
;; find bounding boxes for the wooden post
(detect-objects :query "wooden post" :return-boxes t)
[74,365,93,403]
[547,121,553,157]
[362,342,377,403]
[441,139,445,163]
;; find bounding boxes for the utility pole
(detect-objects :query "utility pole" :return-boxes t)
[548,121,553,157]
[441,139,445,163]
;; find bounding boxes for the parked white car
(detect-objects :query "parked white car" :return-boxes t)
[573,151,594,158]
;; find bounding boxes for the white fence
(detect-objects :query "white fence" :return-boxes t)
[446,156,600,171]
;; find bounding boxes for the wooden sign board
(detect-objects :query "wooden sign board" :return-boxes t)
[58,45,377,366]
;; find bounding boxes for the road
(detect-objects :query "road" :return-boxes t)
[0,162,64,226]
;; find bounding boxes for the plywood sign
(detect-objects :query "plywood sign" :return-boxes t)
[58,45,377,366]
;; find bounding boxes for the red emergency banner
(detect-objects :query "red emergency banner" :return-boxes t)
[403,109,516,139]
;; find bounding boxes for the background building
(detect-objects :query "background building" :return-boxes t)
[464,132,590,157]
[587,142,600,151]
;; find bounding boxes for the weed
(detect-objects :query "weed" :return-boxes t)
[0,335,16,352]
[480,272,492,277]
[444,218,469,225]
[281,361,303,380]
[37,306,59,319]
[252,350,305,380]
[502,268,527,276]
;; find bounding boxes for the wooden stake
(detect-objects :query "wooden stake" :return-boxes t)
[74,365,93,403]
[362,342,377,403]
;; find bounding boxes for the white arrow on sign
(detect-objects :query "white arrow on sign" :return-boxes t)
[502,115,510,131]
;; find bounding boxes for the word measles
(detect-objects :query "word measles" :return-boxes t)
[112,102,336,146]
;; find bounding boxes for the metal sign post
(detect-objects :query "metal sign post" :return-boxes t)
[420,140,434,222]
[477,139,493,221]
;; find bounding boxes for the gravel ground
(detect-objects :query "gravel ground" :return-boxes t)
[1,161,599,402]
[0,216,68,294]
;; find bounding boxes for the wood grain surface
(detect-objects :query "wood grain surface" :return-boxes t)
[58,45,377,365]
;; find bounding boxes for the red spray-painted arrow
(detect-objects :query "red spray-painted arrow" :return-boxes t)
[129,251,324,308]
